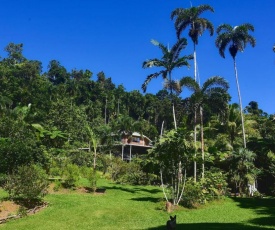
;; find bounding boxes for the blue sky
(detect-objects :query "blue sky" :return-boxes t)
[1,0,274,114]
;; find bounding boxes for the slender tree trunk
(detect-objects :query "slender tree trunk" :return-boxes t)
[200,106,205,178]
[172,103,177,130]
[105,97,107,125]
[233,58,246,148]
[160,170,169,202]
[93,147,97,169]
[194,43,197,82]
[168,71,177,130]
[193,43,197,182]
[194,111,197,183]
[161,120,165,136]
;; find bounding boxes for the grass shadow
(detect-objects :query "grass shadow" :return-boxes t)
[230,197,275,228]
[147,222,273,230]
[130,197,160,203]
[104,185,160,195]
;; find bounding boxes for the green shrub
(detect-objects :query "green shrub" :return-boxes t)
[4,164,49,201]
[62,164,80,188]
[53,180,62,192]
[119,162,147,185]
[88,169,98,192]
[181,179,204,208]
[107,157,127,181]
[79,166,91,178]
[201,168,228,201]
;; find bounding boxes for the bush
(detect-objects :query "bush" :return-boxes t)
[201,168,228,200]
[4,164,49,201]
[107,157,127,181]
[62,164,80,188]
[181,179,204,208]
[88,168,98,192]
[118,162,147,185]
[53,181,62,192]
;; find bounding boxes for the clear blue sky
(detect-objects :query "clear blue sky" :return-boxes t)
[1,0,274,114]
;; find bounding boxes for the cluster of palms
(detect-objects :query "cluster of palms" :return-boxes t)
[142,4,255,180]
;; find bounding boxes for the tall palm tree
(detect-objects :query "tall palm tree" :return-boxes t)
[171,4,214,83]
[142,38,192,129]
[216,23,256,148]
[180,76,229,178]
[171,4,214,180]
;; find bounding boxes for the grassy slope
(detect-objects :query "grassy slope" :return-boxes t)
[0,178,275,230]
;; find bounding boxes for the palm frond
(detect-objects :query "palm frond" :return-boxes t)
[170,8,185,20]
[245,34,256,48]
[216,24,233,34]
[173,55,192,69]
[215,33,232,58]
[142,71,166,92]
[197,4,214,15]
[216,23,255,59]
[142,59,164,68]
[163,79,182,94]
[171,5,214,40]
[179,76,200,92]
[151,39,168,55]
[171,37,188,60]
[238,23,254,32]
[202,76,229,92]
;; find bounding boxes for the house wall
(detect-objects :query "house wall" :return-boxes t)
[121,136,150,146]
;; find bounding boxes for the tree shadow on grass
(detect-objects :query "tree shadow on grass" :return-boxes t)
[130,197,160,203]
[146,222,273,230]
[104,185,160,195]
[230,197,275,228]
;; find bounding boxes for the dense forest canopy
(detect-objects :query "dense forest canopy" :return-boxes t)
[0,41,274,195]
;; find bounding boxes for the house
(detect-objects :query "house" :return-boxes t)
[119,132,153,161]
[79,131,153,162]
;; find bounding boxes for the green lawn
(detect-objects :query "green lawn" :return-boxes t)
[0,178,275,229]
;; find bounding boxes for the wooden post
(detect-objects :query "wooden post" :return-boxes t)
[122,145,124,161]
[130,145,132,162]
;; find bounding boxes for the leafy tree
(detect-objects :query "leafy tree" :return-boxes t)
[47,60,69,85]
[142,38,192,129]
[127,90,146,120]
[228,148,259,196]
[216,23,256,148]
[149,128,194,205]
[3,43,26,65]
[0,105,47,174]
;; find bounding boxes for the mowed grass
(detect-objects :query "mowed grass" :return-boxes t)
[1,178,275,230]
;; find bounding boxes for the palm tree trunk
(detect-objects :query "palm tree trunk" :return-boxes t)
[194,111,197,183]
[194,43,197,82]
[233,59,246,148]
[105,97,107,125]
[193,42,197,182]
[172,103,177,130]
[200,106,205,178]
[169,71,177,130]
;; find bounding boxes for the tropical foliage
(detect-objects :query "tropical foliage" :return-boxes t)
[0,3,274,215]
